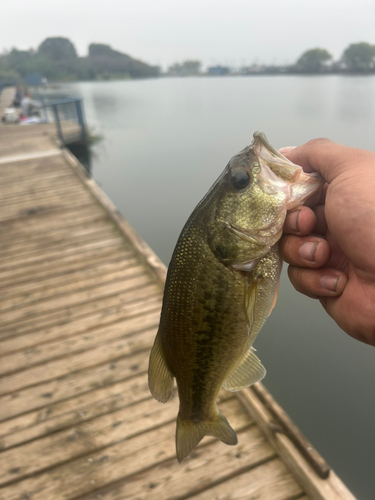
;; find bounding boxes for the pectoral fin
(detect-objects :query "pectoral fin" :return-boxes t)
[268,279,280,317]
[148,331,174,403]
[223,347,266,392]
[244,275,259,333]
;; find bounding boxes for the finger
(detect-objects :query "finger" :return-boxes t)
[280,138,375,183]
[313,205,327,235]
[284,206,316,235]
[280,236,331,268]
[287,266,348,298]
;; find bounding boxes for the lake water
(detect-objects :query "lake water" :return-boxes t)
[64,76,374,499]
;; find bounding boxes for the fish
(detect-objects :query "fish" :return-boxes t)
[148,131,323,462]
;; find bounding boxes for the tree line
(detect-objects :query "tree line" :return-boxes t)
[167,42,375,76]
[1,39,375,84]
[0,37,160,84]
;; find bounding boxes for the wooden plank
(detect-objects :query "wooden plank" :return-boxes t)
[0,236,124,272]
[0,176,76,194]
[0,390,176,485]
[0,252,139,308]
[0,249,133,294]
[0,271,152,327]
[0,201,96,222]
[0,281,160,341]
[237,387,357,500]
[0,313,158,396]
[0,197,96,220]
[0,154,69,173]
[0,169,75,186]
[0,228,122,268]
[0,219,110,251]
[186,459,303,500]
[0,174,77,193]
[0,292,161,354]
[79,456,302,500]
[0,349,150,421]
[0,372,151,448]
[0,307,161,376]
[0,222,118,259]
[0,256,139,302]
[0,399,252,500]
[0,187,94,209]
[0,261,145,312]
[0,189,93,210]
[0,242,129,287]
[0,206,106,238]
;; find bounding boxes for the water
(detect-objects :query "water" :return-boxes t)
[64,76,374,499]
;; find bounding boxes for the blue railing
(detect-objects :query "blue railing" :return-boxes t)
[36,94,87,145]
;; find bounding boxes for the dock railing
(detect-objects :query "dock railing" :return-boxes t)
[36,94,88,145]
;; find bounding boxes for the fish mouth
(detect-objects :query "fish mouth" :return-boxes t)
[251,132,324,208]
[251,131,303,183]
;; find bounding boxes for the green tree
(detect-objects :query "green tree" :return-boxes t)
[38,37,77,61]
[168,60,201,76]
[295,48,332,73]
[342,42,375,71]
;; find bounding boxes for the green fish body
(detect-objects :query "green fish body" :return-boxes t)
[149,132,323,462]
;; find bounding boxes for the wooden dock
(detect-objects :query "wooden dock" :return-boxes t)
[0,87,356,500]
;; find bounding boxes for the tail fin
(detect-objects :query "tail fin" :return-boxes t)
[176,411,237,462]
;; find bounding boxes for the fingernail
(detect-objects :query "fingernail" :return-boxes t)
[320,275,339,292]
[299,242,318,262]
[287,210,300,232]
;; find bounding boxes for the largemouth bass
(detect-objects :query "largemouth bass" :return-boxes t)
[149,132,323,462]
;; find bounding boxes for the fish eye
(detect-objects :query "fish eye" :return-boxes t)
[231,170,251,191]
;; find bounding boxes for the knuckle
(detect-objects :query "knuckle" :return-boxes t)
[305,137,332,149]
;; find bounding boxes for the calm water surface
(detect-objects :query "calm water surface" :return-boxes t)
[65,76,374,499]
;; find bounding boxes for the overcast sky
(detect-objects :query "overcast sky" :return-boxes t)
[2,0,375,69]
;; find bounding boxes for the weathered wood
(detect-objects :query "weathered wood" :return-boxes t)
[188,459,303,500]
[237,387,357,500]
[0,235,123,274]
[0,399,251,500]
[0,318,158,396]
[0,350,150,421]
[0,308,161,376]
[0,254,138,298]
[0,243,130,288]
[0,261,145,313]
[0,391,179,485]
[0,249,132,292]
[0,220,113,254]
[83,455,303,500]
[0,206,106,239]
[0,229,123,268]
[0,293,161,355]
[0,372,151,448]
[252,382,330,479]
[0,272,152,327]
[0,282,160,341]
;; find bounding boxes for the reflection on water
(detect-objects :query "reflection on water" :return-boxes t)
[62,76,375,500]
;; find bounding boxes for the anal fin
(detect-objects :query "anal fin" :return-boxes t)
[223,347,266,392]
[148,331,174,403]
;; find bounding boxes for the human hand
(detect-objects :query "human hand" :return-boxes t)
[279,139,375,346]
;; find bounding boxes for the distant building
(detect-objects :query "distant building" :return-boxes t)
[207,66,230,76]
